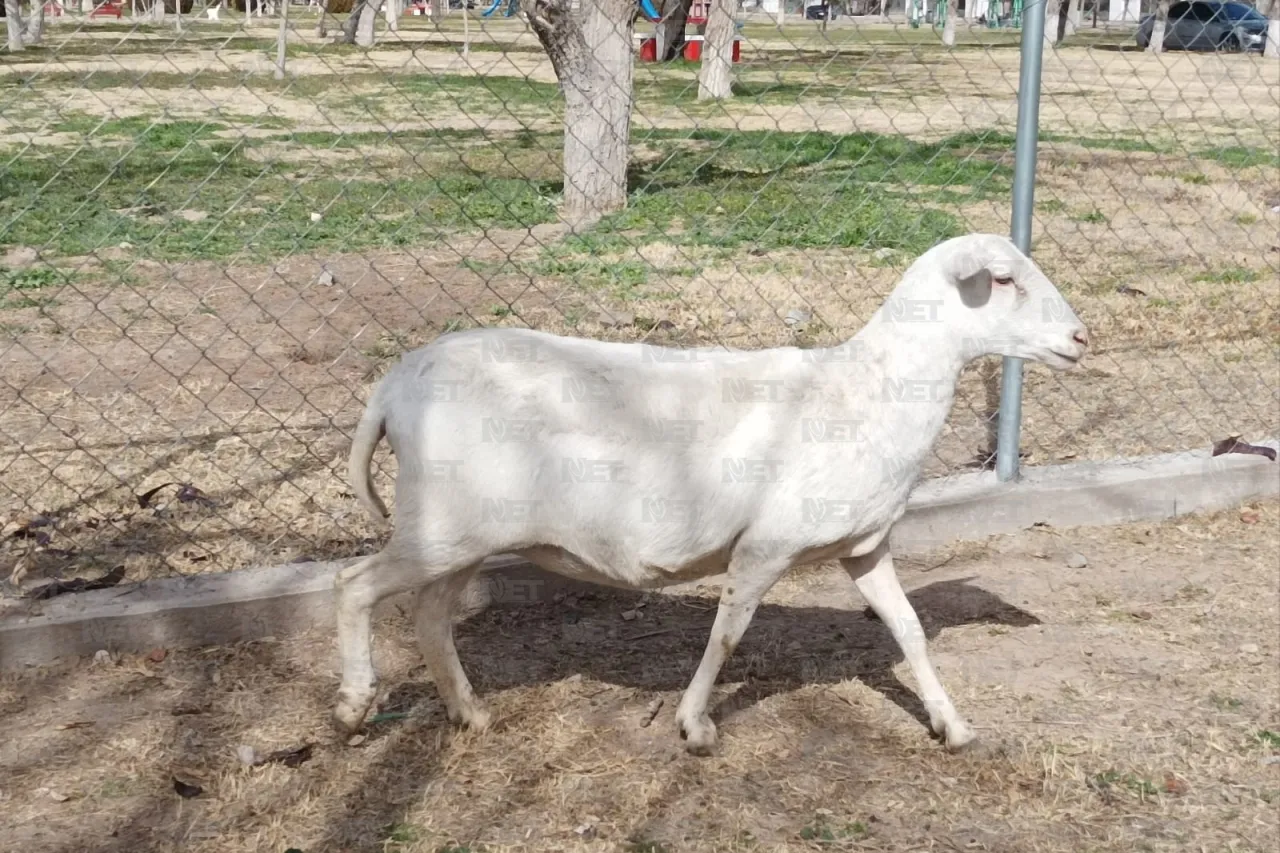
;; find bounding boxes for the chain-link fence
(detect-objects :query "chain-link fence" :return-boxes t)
[1,0,1276,591]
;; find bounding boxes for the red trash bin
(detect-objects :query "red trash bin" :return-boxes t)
[640,37,657,63]
[683,37,703,61]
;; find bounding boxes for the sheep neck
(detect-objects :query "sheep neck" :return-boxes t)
[826,308,968,468]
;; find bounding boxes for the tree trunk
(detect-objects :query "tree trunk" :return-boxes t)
[1148,0,1168,53]
[528,0,635,228]
[316,0,328,36]
[5,0,23,52]
[1055,0,1068,42]
[356,0,382,42]
[462,0,469,56]
[149,0,165,22]
[430,0,441,21]
[386,0,398,31]
[25,0,45,43]
[655,0,691,61]
[1264,0,1279,59]
[343,0,383,42]
[697,0,734,100]
[275,0,288,78]
[942,0,956,45]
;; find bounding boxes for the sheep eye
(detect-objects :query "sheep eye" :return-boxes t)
[993,274,1015,286]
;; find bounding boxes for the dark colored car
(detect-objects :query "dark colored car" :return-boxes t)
[804,3,839,20]
[1136,1,1270,52]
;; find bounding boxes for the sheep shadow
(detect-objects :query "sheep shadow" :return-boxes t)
[386,575,1040,743]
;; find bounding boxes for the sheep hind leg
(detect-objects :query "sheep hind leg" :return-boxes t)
[413,565,492,732]
[840,542,975,752]
[331,547,459,736]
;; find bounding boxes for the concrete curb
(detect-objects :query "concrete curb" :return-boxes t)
[3,440,1276,671]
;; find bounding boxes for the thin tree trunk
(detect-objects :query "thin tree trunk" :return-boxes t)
[1264,0,1279,59]
[528,0,635,228]
[655,0,691,61]
[697,0,734,100]
[316,0,328,36]
[462,0,469,56]
[429,0,441,21]
[275,0,288,78]
[5,0,23,52]
[1148,0,1168,53]
[1046,0,1066,44]
[342,0,381,41]
[942,0,956,44]
[356,0,382,43]
[25,0,45,43]
[386,0,397,31]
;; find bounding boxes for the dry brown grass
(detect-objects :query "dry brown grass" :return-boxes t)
[3,501,1278,852]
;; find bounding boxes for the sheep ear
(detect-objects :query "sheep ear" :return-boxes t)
[945,245,993,308]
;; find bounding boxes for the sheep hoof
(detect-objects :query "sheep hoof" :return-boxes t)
[448,703,493,733]
[333,687,375,737]
[941,719,977,753]
[678,715,717,756]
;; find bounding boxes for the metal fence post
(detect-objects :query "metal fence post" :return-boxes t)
[995,0,1047,483]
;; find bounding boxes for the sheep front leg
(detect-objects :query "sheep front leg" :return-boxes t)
[840,541,975,752]
[675,558,789,756]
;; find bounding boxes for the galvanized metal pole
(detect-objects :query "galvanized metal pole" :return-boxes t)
[995,0,1047,482]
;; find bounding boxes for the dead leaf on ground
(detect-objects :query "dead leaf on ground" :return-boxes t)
[137,482,216,509]
[255,743,315,768]
[172,777,203,798]
[26,565,126,600]
[55,721,94,730]
[1211,436,1277,462]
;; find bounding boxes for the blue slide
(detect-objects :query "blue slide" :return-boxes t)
[637,0,662,20]
[480,0,516,17]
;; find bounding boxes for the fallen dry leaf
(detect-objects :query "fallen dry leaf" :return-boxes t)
[172,777,203,798]
[1212,436,1277,462]
[1240,510,1260,525]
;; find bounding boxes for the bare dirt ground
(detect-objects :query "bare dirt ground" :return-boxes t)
[2,500,1278,852]
[0,24,1277,584]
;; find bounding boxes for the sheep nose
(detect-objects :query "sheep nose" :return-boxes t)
[1072,328,1089,348]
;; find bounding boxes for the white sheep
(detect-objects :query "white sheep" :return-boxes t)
[333,232,1090,755]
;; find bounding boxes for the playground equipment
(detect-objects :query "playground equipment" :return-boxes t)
[909,0,1023,30]
[480,0,516,17]
[479,0,660,20]
[638,0,743,64]
[981,0,1024,28]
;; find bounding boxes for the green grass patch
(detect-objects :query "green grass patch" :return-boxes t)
[50,115,227,147]
[1196,145,1280,169]
[1255,730,1280,748]
[1071,209,1108,224]
[1,123,1007,265]
[0,130,557,262]
[1193,266,1261,284]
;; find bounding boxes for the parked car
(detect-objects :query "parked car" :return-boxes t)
[804,2,839,20]
[1135,1,1270,52]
